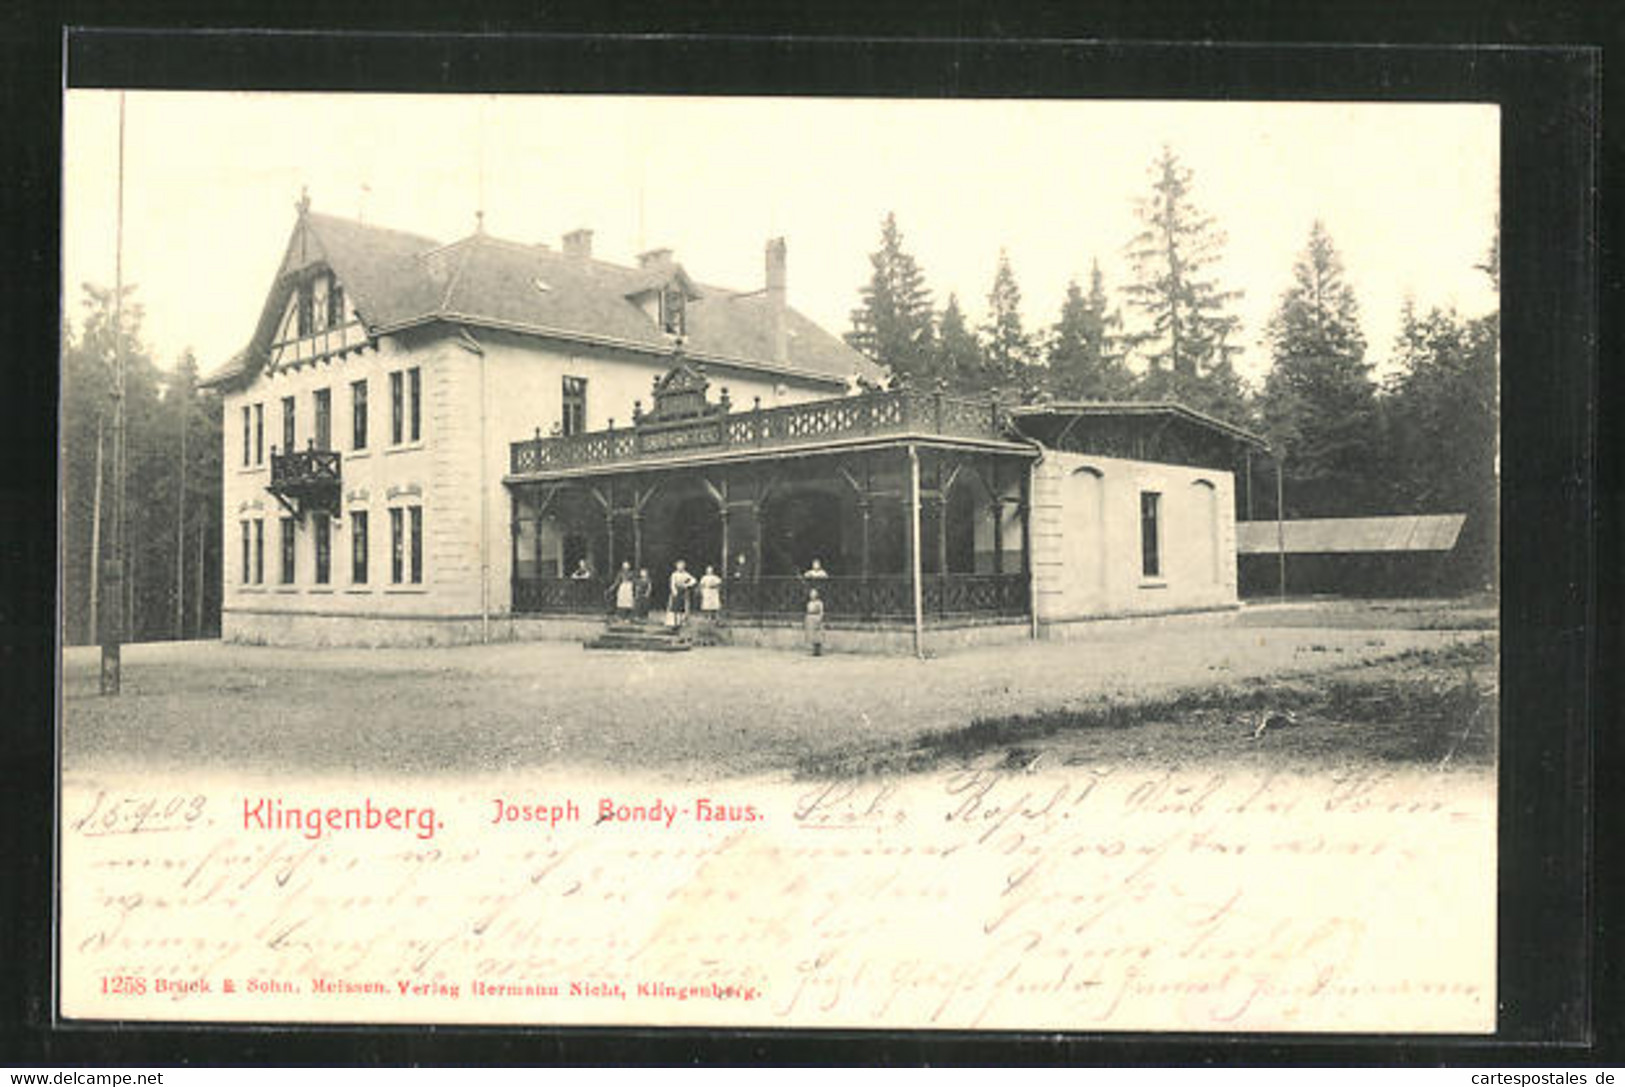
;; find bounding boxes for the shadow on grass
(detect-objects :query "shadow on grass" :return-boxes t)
[796,639,1497,779]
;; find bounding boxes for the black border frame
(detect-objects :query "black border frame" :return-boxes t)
[2,26,1609,1066]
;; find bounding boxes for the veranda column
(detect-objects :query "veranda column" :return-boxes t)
[990,457,1004,576]
[907,444,924,659]
[632,511,643,570]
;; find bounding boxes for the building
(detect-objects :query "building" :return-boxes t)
[1236,513,1470,597]
[204,198,1265,651]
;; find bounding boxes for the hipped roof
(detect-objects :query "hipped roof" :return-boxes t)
[202,210,876,389]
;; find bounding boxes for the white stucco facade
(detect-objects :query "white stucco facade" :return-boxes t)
[1029,449,1238,630]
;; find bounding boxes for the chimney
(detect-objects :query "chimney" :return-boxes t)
[637,247,673,269]
[766,236,788,364]
[563,228,593,259]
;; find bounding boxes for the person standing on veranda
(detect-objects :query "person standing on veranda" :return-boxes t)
[698,564,724,641]
[633,567,653,621]
[611,561,635,621]
[667,559,697,629]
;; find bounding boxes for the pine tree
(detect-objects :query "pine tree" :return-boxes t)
[1258,220,1382,516]
[1380,301,1498,588]
[934,293,984,393]
[979,248,1034,394]
[845,212,936,386]
[1121,146,1245,420]
[1046,261,1131,400]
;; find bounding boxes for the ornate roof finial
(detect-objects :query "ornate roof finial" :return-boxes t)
[475,208,485,235]
[297,185,311,218]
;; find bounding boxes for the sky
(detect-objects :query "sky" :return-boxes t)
[62,92,1498,387]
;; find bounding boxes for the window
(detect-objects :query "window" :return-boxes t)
[409,367,421,442]
[390,508,404,583]
[240,520,251,583]
[254,519,264,584]
[241,406,251,467]
[390,506,423,585]
[351,379,368,450]
[296,282,313,338]
[562,376,587,436]
[311,277,329,333]
[327,278,346,328]
[314,513,331,584]
[282,396,296,454]
[390,368,422,444]
[410,506,423,584]
[314,388,331,451]
[280,518,296,584]
[351,510,368,584]
[1140,491,1162,579]
[390,371,404,444]
[253,404,264,465]
[660,284,686,336]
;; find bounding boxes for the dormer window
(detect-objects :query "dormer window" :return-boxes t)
[660,284,687,337]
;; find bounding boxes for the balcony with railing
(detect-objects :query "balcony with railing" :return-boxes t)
[510,381,1012,477]
[268,445,342,518]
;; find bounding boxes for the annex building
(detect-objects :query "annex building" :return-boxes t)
[204,198,1265,652]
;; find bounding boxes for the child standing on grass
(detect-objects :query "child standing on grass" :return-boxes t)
[805,589,825,656]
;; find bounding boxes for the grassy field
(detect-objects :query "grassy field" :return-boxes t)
[60,600,1496,781]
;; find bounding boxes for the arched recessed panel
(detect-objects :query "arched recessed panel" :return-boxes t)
[1191,478,1220,584]
[1065,466,1107,612]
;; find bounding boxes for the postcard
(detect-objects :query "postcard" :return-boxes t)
[57,91,1500,1032]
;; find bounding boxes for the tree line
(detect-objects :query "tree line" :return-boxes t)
[845,146,1498,587]
[61,284,223,646]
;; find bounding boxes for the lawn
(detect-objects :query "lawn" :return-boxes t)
[60,601,1496,780]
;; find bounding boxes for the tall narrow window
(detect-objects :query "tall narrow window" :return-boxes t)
[314,388,331,451]
[409,506,423,584]
[351,379,368,450]
[327,278,346,328]
[390,371,404,445]
[281,396,296,454]
[408,367,422,442]
[280,518,297,584]
[562,376,587,436]
[660,285,686,336]
[241,406,251,467]
[253,404,264,465]
[1140,491,1162,579]
[311,277,329,333]
[313,513,331,584]
[390,508,405,583]
[351,510,369,584]
[254,519,264,584]
[296,282,313,337]
[240,521,251,583]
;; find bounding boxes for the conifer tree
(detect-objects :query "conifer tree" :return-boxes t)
[979,248,1034,393]
[845,212,936,385]
[1258,220,1382,516]
[1121,146,1245,420]
[1046,261,1131,400]
[934,293,984,393]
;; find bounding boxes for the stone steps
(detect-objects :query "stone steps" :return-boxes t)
[584,623,692,652]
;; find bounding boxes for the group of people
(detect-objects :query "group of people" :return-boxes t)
[572,554,830,654]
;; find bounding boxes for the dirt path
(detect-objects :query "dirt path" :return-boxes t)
[61,604,1495,780]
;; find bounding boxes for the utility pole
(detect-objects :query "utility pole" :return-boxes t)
[174,380,187,639]
[100,92,126,695]
[88,414,104,645]
[1274,447,1287,603]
